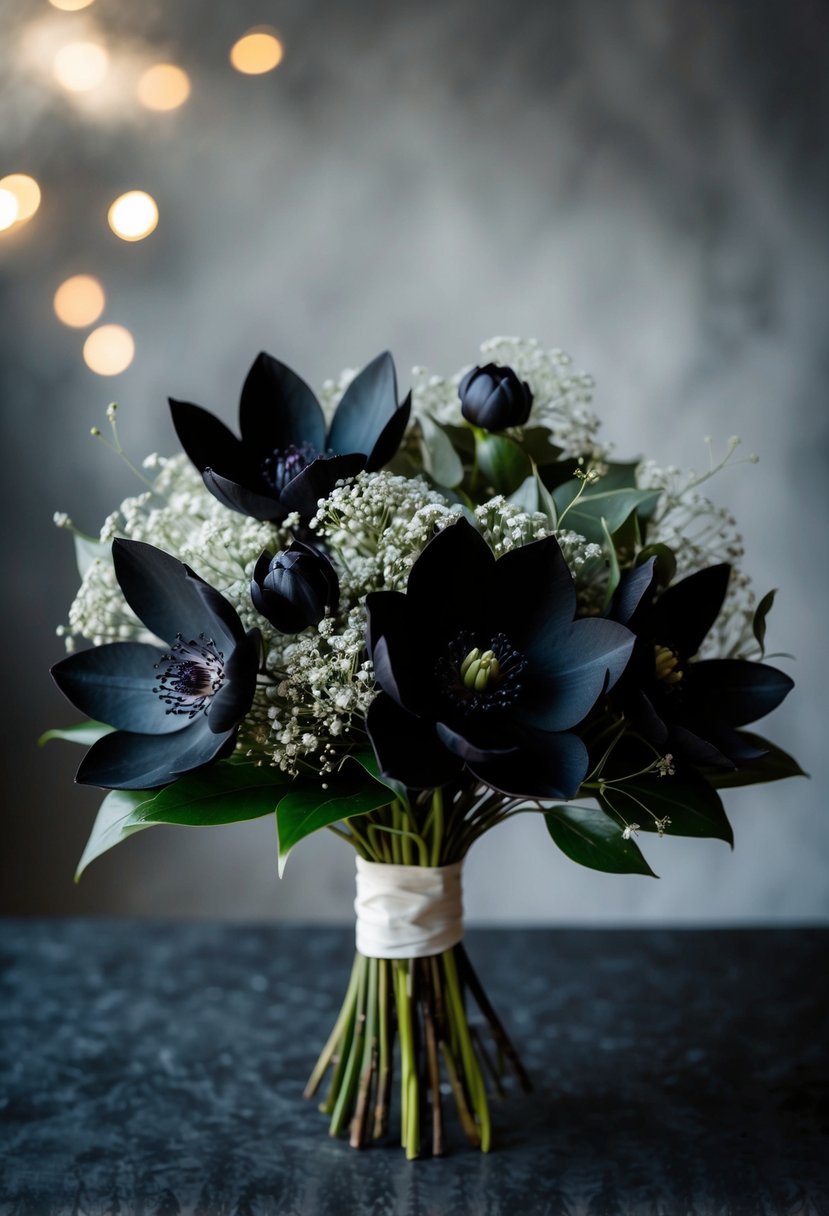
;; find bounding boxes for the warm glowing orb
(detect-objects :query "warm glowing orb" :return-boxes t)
[49,0,96,9]
[230,30,284,75]
[0,174,42,223]
[0,190,20,232]
[53,41,109,93]
[54,275,106,328]
[83,325,135,375]
[107,190,158,241]
[137,63,191,111]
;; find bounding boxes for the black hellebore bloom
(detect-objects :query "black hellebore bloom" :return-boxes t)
[458,363,533,431]
[251,540,339,633]
[51,540,260,789]
[609,560,794,768]
[365,519,635,798]
[170,350,411,522]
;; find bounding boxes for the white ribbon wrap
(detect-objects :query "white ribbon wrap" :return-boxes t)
[354,857,464,959]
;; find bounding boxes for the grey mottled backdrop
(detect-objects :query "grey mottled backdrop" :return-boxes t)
[2,0,827,922]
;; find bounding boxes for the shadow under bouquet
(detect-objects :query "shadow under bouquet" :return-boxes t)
[46,338,803,1158]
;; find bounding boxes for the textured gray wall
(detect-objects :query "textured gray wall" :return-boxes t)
[2,0,827,921]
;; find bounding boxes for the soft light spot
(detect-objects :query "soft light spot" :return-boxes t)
[53,41,109,92]
[83,325,135,375]
[137,63,191,111]
[49,0,95,9]
[0,174,41,223]
[0,189,19,232]
[54,275,105,328]
[107,190,158,242]
[230,29,283,75]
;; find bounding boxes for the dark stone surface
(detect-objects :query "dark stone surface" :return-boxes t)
[0,922,826,1214]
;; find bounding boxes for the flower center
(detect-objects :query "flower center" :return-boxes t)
[654,644,683,685]
[438,631,526,713]
[154,634,225,718]
[261,442,318,494]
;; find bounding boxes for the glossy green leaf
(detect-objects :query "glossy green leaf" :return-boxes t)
[507,465,558,528]
[752,589,777,657]
[636,543,676,588]
[517,427,562,467]
[600,774,733,845]
[703,732,807,789]
[39,721,114,748]
[552,483,662,543]
[419,415,464,488]
[544,803,656,876]
[75,762,291,879]
[276,766,394,876]
[475,432,532,496]
[601,516,621,611]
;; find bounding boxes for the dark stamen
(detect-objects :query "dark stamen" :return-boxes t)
[154,633,225,718]
[261,442,318,494]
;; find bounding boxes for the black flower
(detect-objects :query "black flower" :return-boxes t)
[365,519,635,798]
[51,540,260,789]
[170,350,411,521]
[609,560,794,768]
[458,363,533,431]
[251,540,339,633]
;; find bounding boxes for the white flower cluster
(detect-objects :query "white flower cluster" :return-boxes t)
[639,443,756,657]
[60,454,283,651]
[311,470,463,600]
[241,609,376,777]
[411,336,603,458]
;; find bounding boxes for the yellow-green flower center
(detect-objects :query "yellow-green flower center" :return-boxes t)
[654,644,683,685]
[460,647,501,692]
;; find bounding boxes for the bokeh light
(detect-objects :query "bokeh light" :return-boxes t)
[137,63,191,112]
[54,275,106,328]
[52,41,109,93]
[48,0,96,9]
[83,324,134,375]
[230,30,284,75]
[107,190,158,241]
[0,190,19,232]
[0,174,42,223]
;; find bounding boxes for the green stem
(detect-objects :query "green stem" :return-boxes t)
[304,953,361,1099]
[442,949,491,1151]
[329,953,368,1136]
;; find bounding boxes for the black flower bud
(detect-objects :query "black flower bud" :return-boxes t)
[458,363,533,431]
[251,541,339,633]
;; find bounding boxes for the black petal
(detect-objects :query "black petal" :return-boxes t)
[365,693,462,789]
[650,565,731,658]
[202,469,286,521]
[51,642,185,735]
[681,658,794,726]
[112,539,233,649]
[239,352,325,456]
[76,718,235,789]
[327,351,399,459]
[365,392,412,472]
[490,534,576,650]
[169,399,255,484]
[405,518,494,636]
[278,453,365,519]
[470,730,588,800]
[520,618,634,730]
[608,558,656,626]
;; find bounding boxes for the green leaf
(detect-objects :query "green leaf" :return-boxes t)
[39,721,114,748]
[507,464,558,528]
[703,733,808,789]
[752,589,777,657]
[276,764,393,876]
[552,484,662,543]
[600,774,733,845]
[351,749,405,796]
[74,533,109,579]
[592,461,641,492]
[75,762,291,879]
[636,543,676,588]
[475,432,532,496]
[601,517,621,611]
[419,415,464,488]
[544,803,656,876]
[516,427,563,467]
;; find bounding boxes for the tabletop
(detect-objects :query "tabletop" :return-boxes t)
[0,921,826,1215]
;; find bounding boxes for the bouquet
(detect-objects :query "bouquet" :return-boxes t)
[45,337,803,1158]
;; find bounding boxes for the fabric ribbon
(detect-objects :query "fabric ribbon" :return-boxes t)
[353,856,464,959]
